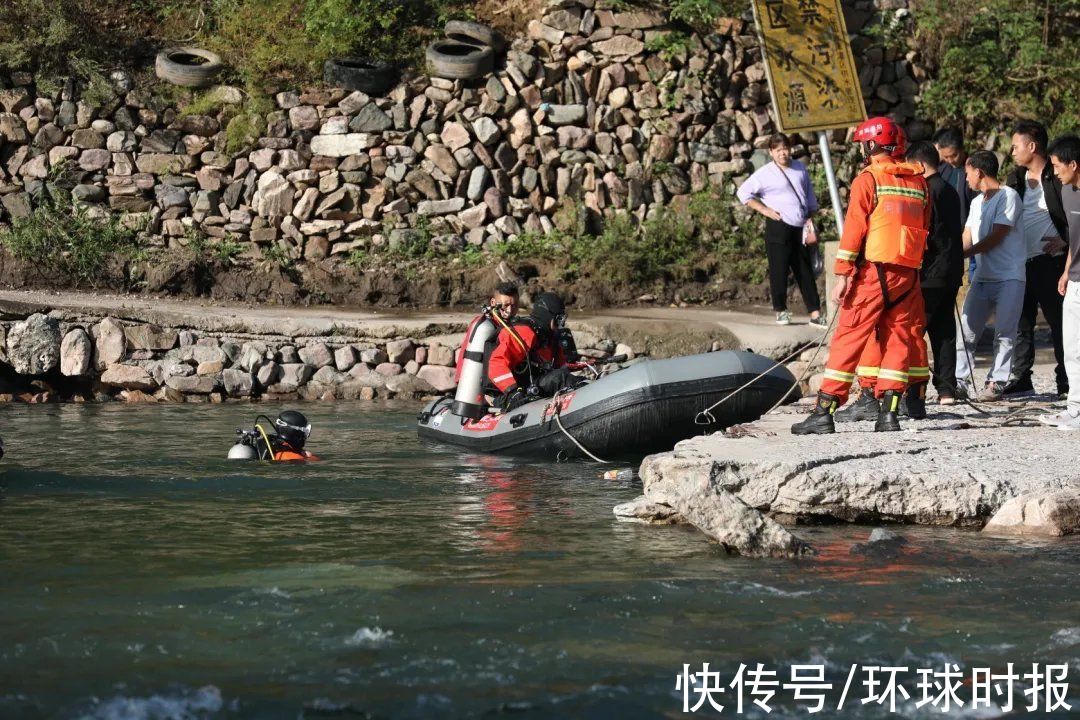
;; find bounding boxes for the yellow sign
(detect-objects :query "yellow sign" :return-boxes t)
[751,0,866,133]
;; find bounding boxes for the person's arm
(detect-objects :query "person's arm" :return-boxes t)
[964,224,1011,257]
[737,170,783,221]
[834,173,874,275]
[1060,251,1072,296]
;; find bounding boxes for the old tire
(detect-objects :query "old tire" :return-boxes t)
[425,41,494,80]
[323,58,401,96]
[445,20,504,51]
[155,48,223,88]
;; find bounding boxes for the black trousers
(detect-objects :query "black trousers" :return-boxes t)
[922,284,960,394]
[764,219,820,313]
[1012,253,1067,391]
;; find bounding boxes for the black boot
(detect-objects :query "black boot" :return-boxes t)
[900,383,926,419]
[875,390,902,432]
[791,392,839,435]
[834,389,879,422]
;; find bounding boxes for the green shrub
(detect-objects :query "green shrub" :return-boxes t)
[1,186,142,286]
[914,0,1080,137]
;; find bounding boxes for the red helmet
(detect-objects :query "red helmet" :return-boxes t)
[854,116,904,158]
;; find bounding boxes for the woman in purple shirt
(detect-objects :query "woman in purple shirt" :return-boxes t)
[736,133,824,326]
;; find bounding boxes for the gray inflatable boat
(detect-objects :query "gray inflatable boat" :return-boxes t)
[416,350,798,460]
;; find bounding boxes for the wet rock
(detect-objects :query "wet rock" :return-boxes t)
[6,314,61,375]
[643,462,812,558]
[101,363,157,391]
[983,490,1080,537]
[60,328,93,376]
[613,496,684,525]
[850,527,909,557]
[121,389,158,403]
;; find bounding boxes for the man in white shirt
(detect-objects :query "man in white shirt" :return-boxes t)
[954,150,1027,401]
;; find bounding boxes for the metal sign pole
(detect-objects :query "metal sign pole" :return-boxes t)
[817,131,844,235]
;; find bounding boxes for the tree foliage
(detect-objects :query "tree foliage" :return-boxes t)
[914,0,1080,137]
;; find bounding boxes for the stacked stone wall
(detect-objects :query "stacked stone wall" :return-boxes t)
[0,0,919,261]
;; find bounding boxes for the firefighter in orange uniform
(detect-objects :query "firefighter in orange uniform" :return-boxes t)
[792,117,932,435]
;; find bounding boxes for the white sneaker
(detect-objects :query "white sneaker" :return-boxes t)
[775,311,791,325]
[1038,409,1080,430]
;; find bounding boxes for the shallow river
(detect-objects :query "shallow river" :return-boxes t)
[0,402,1077,719]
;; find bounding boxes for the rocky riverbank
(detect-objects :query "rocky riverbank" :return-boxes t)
[0,289,822,404]
[617,394,1080,556]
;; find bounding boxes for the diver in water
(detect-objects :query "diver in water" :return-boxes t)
[229,410,320,461]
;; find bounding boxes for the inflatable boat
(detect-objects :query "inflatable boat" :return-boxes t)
[416,350,798,460]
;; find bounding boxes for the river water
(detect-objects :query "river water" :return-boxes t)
[0,402,1076,719]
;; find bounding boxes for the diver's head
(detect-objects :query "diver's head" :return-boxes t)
[530,292,566,334]
[490,281,519,320]
[274,410,311,449]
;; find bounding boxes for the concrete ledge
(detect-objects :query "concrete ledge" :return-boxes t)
[638,400,1080,529]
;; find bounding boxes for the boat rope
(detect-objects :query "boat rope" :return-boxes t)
[694,311,838,426]
[547,389,609,463]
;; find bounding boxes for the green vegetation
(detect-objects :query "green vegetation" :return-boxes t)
[492,188,767,286]
[0,172,142,286]
[913,0,1080,137]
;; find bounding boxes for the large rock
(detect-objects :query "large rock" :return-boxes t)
[60,328,93,376]
[385,373,436,397]
[274,363,314,391]
[613,496,684,525]
[254,170,293,218]
[101,363,157,391]
[125,324,178,351]
[166,374,220,394]
[645,472,812,558]
[6,313,61,375]
[222,368,255,397]
[417,364,456,392]
[298,342,333,368]
[983,490,1080,537]
[385,339,415,364]
[334,345,359,372]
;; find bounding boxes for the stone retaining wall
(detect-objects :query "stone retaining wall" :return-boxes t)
[0,0,919,259]
[0,312,645,403]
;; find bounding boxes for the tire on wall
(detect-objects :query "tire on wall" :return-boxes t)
[444,20,504,52]
[323,58,401,96]
[425,41,494,80]
[155,48,223,88]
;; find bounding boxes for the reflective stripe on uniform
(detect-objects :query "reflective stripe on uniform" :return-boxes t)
[878,368,909,382]
[823,368,856,382]
[837,249,860,261]
[491,372,515,383]
[875,185,927,201]
[908,366,930,379]
[856,365,880,378]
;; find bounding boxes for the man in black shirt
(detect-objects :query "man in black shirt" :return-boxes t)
[909,141,964,403]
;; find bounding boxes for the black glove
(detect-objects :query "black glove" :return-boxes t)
[501,386,528,411]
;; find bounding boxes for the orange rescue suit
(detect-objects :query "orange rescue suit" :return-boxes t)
[486,322,566,393]
[821,155,931,402]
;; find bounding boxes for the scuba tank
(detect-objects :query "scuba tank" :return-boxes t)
[228,438,259,460]
[452,309,497,419]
